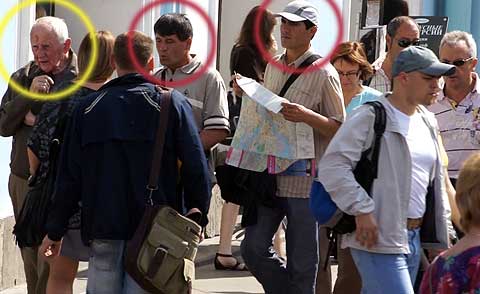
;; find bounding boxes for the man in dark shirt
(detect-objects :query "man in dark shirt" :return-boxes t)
[0,16,77,294]
[39,31,211,293]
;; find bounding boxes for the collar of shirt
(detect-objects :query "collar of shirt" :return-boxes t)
[156,54,202,79]
[438,72,480,103]
[372,53,386,71]
[280,47,315,68]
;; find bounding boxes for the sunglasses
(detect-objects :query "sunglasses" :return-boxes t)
[440,56,474,66]
[396,38,421,48]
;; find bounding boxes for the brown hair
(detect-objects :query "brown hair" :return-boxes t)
[114,31,153,71]
[331,41,374,80]
[236,6,276,52]
[77,30,115,82]
[456,152,480,233]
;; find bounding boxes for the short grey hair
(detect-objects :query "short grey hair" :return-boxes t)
[440,31,477,58]
[387,16,419,37]
[31,16,69,44]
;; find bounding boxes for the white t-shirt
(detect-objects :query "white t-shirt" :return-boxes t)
[388,102,436,218]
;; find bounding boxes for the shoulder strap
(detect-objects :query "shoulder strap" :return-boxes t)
[365,101,386,178]
[278,54,321,97]
[146,88,172,204]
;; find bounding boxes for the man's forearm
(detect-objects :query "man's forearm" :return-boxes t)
[304,111,341,139]
[200,129,229,150]
[0,94,32,136]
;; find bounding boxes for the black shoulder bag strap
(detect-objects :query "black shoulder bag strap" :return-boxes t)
[146,88,172,205]
[324,100,386,270]
[366,101,386,178]
[278,54,321,97]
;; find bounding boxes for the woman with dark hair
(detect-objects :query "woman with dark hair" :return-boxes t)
[214,6,277,271]
[28,30,115,294]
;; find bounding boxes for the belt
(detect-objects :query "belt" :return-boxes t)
[407,217,423,230]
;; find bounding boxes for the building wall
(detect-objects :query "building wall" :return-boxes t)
[0,0,35,219]
[55,0,218,71]
[0,2,35,290]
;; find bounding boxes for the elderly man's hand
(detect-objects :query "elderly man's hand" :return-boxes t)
[280,102,312,123]
[30,75,54,93]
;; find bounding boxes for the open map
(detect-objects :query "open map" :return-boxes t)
[225,77,315,173]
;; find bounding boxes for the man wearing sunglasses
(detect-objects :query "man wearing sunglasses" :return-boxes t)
[369,16,420,93]
[428,31,480,189]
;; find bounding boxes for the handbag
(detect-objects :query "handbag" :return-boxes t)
[124,87,202,294]
[13,101,68,248]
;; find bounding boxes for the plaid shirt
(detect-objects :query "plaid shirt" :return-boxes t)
[370,54,391,93]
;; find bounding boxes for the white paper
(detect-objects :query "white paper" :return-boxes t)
[236,76,288,113]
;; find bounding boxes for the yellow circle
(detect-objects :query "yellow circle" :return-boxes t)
[0,0,98,101]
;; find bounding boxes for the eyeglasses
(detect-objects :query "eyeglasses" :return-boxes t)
[396,38,421,48]
[336,70,360,79]
[440,56,474,67]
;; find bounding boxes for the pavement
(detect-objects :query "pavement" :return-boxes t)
[0,226,337,294]
[0,227,263,294]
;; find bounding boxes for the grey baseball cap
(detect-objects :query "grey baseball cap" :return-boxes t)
[275,0,318,27]
[392,46,456,77]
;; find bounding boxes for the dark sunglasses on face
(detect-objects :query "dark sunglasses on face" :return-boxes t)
[397,38,421,48]
[440,56,474,66]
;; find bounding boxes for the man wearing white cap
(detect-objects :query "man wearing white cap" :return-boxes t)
[239,1,345,293]
[318,46,455,293]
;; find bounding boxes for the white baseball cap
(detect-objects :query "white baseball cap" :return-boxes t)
[275,0,318,27]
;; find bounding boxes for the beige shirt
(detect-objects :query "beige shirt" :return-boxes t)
[265,48,345,198]
[155,56,229,132]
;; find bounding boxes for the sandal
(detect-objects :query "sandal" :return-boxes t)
[214,253,248,271]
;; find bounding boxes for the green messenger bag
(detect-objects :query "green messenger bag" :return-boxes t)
[124,87,202,293]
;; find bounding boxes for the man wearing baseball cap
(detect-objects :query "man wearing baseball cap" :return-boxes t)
[317,46,456,294]
[239,1,345,294]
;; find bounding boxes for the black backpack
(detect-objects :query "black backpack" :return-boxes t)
[314,101,386,269]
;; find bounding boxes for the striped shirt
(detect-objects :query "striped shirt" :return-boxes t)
[370,54,391,93]
[155,56,230,132]
[428,73,480,179]
[265,48,345,198]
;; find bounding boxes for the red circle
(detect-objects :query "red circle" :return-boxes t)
[127,0,217,88]
[254,0,344,75]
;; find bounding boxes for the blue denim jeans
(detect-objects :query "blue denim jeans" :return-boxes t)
[241,197,319,294]
[350,228,422,294]
[87,239,151,294]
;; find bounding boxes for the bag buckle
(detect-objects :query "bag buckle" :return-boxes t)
[146,246,168,280]
[146,185,158,205]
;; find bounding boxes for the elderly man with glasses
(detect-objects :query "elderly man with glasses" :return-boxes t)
[369,16,420,93]
[428,31,480,190]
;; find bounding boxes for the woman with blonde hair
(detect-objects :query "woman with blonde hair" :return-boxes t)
[28,30,115,294]
[331,41,381,114]
[420,152,480,293]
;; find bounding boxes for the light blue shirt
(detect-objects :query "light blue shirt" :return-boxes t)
[345,86,382,114]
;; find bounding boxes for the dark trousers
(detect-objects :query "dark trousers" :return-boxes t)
[9,174,49,294]
[241,197,318,294]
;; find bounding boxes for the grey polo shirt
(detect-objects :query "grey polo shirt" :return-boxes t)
[155,56,230,133]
